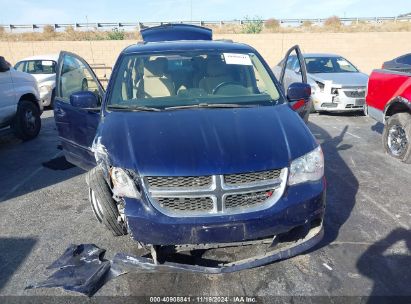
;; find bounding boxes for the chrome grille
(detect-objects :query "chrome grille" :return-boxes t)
[344,90,366,98]
[225,190,274,209]
[224,169,281,186]
[157,197,214,212]
[146,176,212,189]
[144,168,287,217]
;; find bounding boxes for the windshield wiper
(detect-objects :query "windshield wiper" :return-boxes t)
[165,103,255,111]
[108,105,162,112]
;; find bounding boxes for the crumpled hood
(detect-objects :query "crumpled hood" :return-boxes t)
[309,72,369,87]
[98,104,317,176]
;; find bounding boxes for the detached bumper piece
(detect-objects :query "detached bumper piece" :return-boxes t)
[26,222,323,296]
[25,244,118,297]
[113,221,323,274]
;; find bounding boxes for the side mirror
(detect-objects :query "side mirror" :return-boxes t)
[287,82,311,102]
[70,91,99,109]
[0,56,10,72]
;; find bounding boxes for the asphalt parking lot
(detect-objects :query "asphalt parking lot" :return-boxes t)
[0,109,410,301]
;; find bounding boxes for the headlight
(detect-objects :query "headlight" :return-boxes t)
[110,167,141,199]
[288,146,324,186]
[39,85,52,94]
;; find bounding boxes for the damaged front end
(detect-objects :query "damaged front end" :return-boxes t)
[117,219,324,273]
[84,132,325,274]
[312,80,366,112]
[26,222,323,296]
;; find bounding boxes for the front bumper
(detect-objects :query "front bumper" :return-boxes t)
[112,222,324,273]
[124,178,326,245]
[312,92,365,112]
[40,90,52,107]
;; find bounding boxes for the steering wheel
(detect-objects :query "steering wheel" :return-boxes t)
[212,82,242,95]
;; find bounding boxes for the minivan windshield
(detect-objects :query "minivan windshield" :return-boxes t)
[14,60,56,74]
[108,51,281,110]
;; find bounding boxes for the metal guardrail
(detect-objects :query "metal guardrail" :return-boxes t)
[1,16,411,32]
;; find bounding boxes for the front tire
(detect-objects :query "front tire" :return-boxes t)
[86,166,127,236]
[11,100,41,141]
[382,113,411,163]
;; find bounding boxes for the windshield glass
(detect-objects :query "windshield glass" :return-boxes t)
[107,51,281,110]
[305,57,358,74]
[15,60,56,74]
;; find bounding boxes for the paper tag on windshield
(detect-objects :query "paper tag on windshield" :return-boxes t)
[42,60,54,66]
[223,53,252,66]
[337,59,350,66]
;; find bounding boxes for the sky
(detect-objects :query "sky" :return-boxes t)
[0,0,409,25]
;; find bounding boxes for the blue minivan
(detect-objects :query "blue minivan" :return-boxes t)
[53,24,325,272]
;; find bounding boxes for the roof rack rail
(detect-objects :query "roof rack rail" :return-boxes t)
[140,23,212,42]
[214,39,233,43]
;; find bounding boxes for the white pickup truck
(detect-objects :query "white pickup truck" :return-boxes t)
[0,56,43,140]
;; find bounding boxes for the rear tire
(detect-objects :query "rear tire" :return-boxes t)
[382,113,411,163]
[11,100,41,141]
[86,166,127,236]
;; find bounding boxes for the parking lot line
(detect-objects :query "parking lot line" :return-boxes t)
[0,151,62,202]
[360,192,410,230]
[332,126,361,139]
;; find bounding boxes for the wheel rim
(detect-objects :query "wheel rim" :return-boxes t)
[387,124,408,156]
[89,188,104,222]
[25,110,36,131]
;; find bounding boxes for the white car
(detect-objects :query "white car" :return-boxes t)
[274,53,369,113]
[0,56,43,140]
[14,54,58,107]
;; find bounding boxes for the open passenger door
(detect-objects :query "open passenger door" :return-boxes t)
[53,51,105,170]
[278,45,311,123]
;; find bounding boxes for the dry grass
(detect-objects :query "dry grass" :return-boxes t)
[0,24,141,41]
[264,19,281,32]
[324,16,342,29]
[1,19,410,41]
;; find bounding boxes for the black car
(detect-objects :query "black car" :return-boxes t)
[383,53,411,73]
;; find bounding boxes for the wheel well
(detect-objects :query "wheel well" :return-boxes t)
[385,100,411,118]
[19,93,39,111]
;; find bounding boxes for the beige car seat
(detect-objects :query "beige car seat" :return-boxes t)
[137,58,174,98]
[199,57,233,93]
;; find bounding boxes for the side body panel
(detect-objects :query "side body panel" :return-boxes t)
[10,69,42,110]
[54,101,100,170]
[0,70,16,125]
[366,69,411,122]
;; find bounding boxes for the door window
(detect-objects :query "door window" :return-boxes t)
[14,61,25,72]
[278,45,307,91]
[59,54,101,102]
[286,56,297,70]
